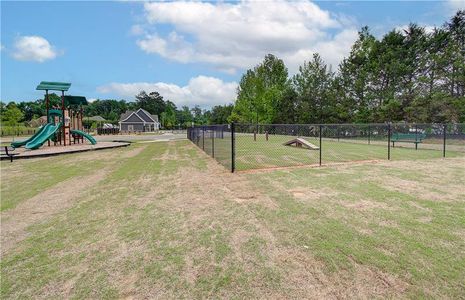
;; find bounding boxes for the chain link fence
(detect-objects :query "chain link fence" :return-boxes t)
[188,123,465,172]
[187,125,233,170]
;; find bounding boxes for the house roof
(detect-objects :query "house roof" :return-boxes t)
[88,116,106,122]
[119,111,134,121]
[138,108,159,122]
[119,108,159,123]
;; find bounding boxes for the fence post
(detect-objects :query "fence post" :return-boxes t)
[388,123,391,160]
[443,123,446,158]
[368,125,371,144]
[231,122,235,173]
[202,126,205,151]
[212,128,215,158]
[319,125,322,166]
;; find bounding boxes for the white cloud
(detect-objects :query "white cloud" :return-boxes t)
[135,0,358,73]
[447,0,465,11]
[97,76,237,108]
[12,35,58,62]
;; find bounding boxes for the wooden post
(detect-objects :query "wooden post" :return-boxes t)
[265,131,268,141]
[254,131,256,141]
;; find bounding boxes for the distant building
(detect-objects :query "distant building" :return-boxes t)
[119,108,160,132]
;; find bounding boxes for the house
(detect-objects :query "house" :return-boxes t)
[119,108,160,132]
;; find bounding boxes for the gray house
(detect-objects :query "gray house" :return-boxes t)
[119,108,160,132]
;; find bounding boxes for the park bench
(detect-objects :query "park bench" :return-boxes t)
[1,146,19,162]
[391,133,426,149]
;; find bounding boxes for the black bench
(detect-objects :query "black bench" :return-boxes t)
[1,146,19,162]
[391,133,426,150]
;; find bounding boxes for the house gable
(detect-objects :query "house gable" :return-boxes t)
[137,109,156,123]
[121,111,145,123]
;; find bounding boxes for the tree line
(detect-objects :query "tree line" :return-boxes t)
[1,91,233,129]
[231,10,465,124]
[1,11,464,128]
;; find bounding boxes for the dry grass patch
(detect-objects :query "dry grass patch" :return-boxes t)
[1,141,464,298]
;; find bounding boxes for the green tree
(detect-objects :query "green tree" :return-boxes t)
[160,100,177,128]
[176,106,194,127]
[134,91,166,115]
[210,104,233,124]
[231,54,288,123]
[1,103,25,126]
[293,53,334,123]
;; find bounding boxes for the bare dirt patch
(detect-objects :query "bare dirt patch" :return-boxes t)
[121,144,147,158]
[289,188,338,202]
[271,247,409,299]
[1,169,109,256]
[340,199,391,211]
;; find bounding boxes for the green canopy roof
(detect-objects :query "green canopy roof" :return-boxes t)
[64,96,88,106]
[36,81,71,91]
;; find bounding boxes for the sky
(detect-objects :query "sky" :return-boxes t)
[1,0,464,108]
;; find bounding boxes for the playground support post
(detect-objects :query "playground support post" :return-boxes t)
[61,90,66,146]
[231,122,235,173]
[319,125,322,166]
[443,124,446,158]
[46,90,50,147]
[388,123,391,160]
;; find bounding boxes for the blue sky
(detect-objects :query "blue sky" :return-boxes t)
[1,0,464,108]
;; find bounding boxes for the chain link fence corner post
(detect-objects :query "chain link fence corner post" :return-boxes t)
[231,122,235,173]
[319,124,322,166]
[443,123,447,158]
[202,126,205,151]
[388,122,391,160]
[212,126,215,158]
[368,124,371,144]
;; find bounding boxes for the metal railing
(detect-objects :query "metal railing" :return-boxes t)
[187,123,465,172]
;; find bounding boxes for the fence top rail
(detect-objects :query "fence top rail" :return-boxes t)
[190,122,465,127]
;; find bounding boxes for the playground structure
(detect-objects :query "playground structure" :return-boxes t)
[11,81,96,150]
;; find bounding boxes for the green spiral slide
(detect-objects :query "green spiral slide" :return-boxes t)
[71,130,97,145]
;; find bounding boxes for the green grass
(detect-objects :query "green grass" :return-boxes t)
[230,134,463,170]
[1,140,464,298]
[247,162,465,297]
[0,154,110,211]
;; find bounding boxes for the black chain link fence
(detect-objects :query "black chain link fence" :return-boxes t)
[188,123,465,172]
[187,125,232,170]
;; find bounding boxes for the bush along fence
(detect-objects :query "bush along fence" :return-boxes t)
[97,127,120,135]
[1,127,39,137]
[187,123,465,172]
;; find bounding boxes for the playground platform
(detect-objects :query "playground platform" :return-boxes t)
[2,141,130,161]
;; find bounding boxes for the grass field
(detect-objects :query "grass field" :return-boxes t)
[1,140,465,298]
[204,133,464,171]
